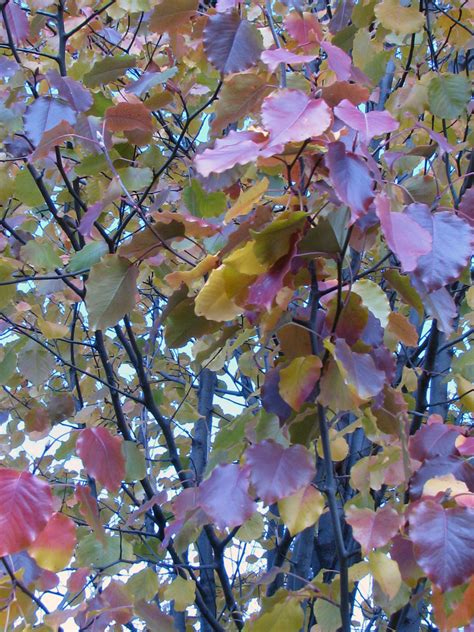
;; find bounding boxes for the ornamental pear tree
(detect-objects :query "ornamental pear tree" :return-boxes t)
[0,0,473,631]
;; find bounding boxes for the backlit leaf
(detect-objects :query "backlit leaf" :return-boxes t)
[278,485,324,535]
[279,356,322,411]
[28,513,76,572]
[346,505,402,554]
[163,576,196,612]
[375,0,424,34]
[76,427,126,492]
[334,99,399,143]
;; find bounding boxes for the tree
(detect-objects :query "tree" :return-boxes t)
[0,0,472,630]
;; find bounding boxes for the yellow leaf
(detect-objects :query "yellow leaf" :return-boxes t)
[352,279,390,327]
[194,266,242,322]
[163,576,196,612]
[224,241,267,276]
[165,255,219,290]
[375,0,425,35]
[423,473,473,507]
[369,551,402,600]
[317,428,349,462]
[279,485,325,536]
[279,356,322,411]
[225,178,269,223]
[37,318,69,340]
[455,375,474,413]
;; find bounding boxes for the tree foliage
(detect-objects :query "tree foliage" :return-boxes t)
[0,0,473,630]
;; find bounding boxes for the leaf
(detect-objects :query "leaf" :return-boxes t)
[316,428,349,462]
[387,312,419,346]
[37,318,69,340]
[150,0,198,33]
[198,463,256,529]
[194,130,264,177]
[211,74,271,135]
[225,178,269,223]
[28,513,76,572]
[409,419,460,462]
[346,505,402,554]
[409,500,474,591]
[163,576,196,612]
[203,12,263,75]
[122,441,147,482]
[76,533,133,575]
[3,2,29,45]
[183,179,227,217]
[333,338,385,400]
[320,41,352,81]
[18,347,55,385]
[326,141,374,222]
[334,99,399,143]
[374,0,424,35]
[86,255,138,330]
[24,97,77,146]
[313,600,342,632]
[13,168,44,206]
[375,192,432,272]
[46,71,93,113]
[194,266,242,322]
[75,484,105,542]
[278,356,322,411]
[261,48,316,72]
[278,485,324,535]
[245,440,316,505]
[83,54,137,87]
[406,205,473,291]
[261,90,332,155]
[246,597,304,631]
[125,67,177,97]
[76,427,126,492]
[29,122,76,161]
[352,279,390,328]
[21,239,62,271]
[68,241,108,273]
[105,101,153,135]
[0,469,53,557]
[428,74,471,119]
[134,601,177,632]
[369,551,402,599]
[251,211,306,265]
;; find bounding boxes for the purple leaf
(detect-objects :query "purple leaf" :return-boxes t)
[46,71,93,113]
[458,188,474,227]
[194,130,263,177]
[326,142,374,222]
[320,41,352,81]
[261,367,292,423]
[409,500,474,591]
[406,204,473,291]
[245,440,316,505]
[334,338,385,400]
[375,193,432,272]
[24,97,77,147]
[334,99,399,143]
[203,12,263,75]
[3,2,29,45]
[198,464,256,530]
[410,455,474,500]
[409,419,461,462]
[261,48,317,72]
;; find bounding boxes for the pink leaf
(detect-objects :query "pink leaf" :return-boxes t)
[409,500,474,591]
[76,427,126,492]
[261,48,317,72]
[406,204,474,291]
[284,12,322,50]
[261,89,332,156]
[456,435,474,457]
[320,41,352,81]
[216,0,239,11]
[194,130,264,177]
[245,440,316,505]
[24,97,77,147]
[3,2,29,45]
[0,469,53,557]
[198,464,256,529]
[203,12,263,75]
[346,505,402,554]
[375,192,432,272]
[334,99,399,143]
[326,141,374,222]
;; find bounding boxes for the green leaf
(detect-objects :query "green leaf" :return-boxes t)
[0,347,16,383]
[21,240,62,271]
[14,169,44,207]
[83,55,137,87]
[76,533,133,575]
[86,255,138,330]
[122,441,147,482]
[126,568,159,601]
[118,166,153,191]
[428,74,471,119]
[18,347,55,385]
[313,599,342,632]
[163,576,196,612]
[68,241,108,273]
[183,179,227,218]
[245,597,304,631]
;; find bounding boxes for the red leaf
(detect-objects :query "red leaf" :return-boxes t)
[198,464,256,529]
[105,101,153,134]
[194,130,264,177]
[409,419,461,462]
[261,48,316,72]
[0,469,53,556]
[28,513,77,572]
[3,2,29,45]
[346,505,402,554]
[75,484,105,541]
[261,89,332,156]
[24,97,77,147]
[76,428,126,492]
[67,567,91,594]
[390,535,423,583]
[406,204,474,291]
[245,440,316,505]
[320,41,352,81]
[409,500,474,591]
[203,12,263,75]
[375,192,432,272]
[326,141,374,222]
[334,99,399,143]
